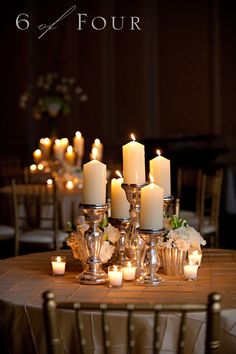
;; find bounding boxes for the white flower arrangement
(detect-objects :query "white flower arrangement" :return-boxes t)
[158,215,206,252]
[65,217,120,265]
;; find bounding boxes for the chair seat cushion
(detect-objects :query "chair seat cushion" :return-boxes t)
[0,225,15,240]
[20,229,67,246]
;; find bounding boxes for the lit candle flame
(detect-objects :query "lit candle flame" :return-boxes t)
[56,256,62,262]
[113,265,117,271]
[30,164,37,171]
[92,147,98,160]
[75,131,81,138]
[65,180,74,190]
[47,178,53,186]
[55,139,61,146]
[38,163,44,171]
[67,145,73,153]
[34,149,41,157]
[116,170,123,178]
[156,149,161,156]
[94,138,101,145]
[130,133,136,141]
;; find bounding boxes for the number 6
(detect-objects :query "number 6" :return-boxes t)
[16,13,29,30]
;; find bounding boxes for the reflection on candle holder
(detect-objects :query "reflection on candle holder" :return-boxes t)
[108,217,130,266]
[121,183,147,277]
[137,228,165,286]
[163,195,175,217]
[78,203,109,285]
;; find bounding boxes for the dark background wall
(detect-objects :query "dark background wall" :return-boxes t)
[0,0,235,166]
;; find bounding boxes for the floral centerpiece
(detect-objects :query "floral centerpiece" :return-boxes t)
[19,72,87,138]
[157,215,206,275]
[65,216,120,268]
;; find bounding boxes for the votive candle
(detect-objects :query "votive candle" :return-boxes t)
[183,262,198,280]
[123,261,136,280]
[51,256,66,276]
[108,265,123,287]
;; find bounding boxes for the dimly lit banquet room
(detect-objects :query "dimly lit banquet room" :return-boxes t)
[0,1,236,353]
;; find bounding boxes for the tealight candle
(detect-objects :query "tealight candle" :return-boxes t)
[108,265,123,287]
[188,249,202,267]
[51,256,66,276]
[123,261,136,281]
[183,262,198,281]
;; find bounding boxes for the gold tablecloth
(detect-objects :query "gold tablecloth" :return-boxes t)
[0,249,236,353]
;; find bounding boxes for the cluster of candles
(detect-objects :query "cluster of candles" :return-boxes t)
[83,134,171,230]
[183,249,202,280]
[108,261,136,287]
[31,133,103,170]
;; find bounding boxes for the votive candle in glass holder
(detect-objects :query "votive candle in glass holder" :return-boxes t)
[188,249,202,267]
[123,261,136,281]
[183,262,198,281]
[51,256,66,276]
[108,265,123,288]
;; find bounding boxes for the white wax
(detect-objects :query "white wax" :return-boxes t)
[83,160,107,204]
[111,178,130,219]
[51,258,66,275]
[122,141,146,184]
[140,183,164,230]
[108,269,123,286]
[73,132,84,158]
[150,155,171,197]
[123,262,136,280]
[188,251,202,267]
[184,264,198,280]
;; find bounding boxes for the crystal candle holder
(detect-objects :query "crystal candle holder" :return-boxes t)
[137,228,165,286]
[121,183,147,277]
[108,217,130,265]
[78,203,109,285]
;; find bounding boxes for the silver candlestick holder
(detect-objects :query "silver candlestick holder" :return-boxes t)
[78,203,109,284]
[121,183,147,276]
[108,217,130,265]
[137,228,165,286]
[164,195,175,217]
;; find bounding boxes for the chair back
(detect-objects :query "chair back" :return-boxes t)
[177,167,203,214]
[12,179,59,255]
[199,169,223,247]
[42,291,221,354]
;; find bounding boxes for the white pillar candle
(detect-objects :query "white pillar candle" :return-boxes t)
[33,149,42,164]
[183,263,198,280]
[83,160,107,204]
[123,261,136,280]
[92,138,103,161]
[150,150,171,197]
[39,138,52,159]
[51,256,66,275]
[108,265,123,287]
[140,182,164,230]
[53,139,64,161]
[65,145,76,165]
[122,135,146,184]
[111,178,130,219]
[188,250,202,267]
[73,131,85,158]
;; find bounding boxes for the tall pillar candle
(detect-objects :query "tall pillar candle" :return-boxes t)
[150,151,171,197]
[111,178,130,219]
[39,138,52,159]
[83,160,107,204]
[122,138,146,184]
[140,183,164,230]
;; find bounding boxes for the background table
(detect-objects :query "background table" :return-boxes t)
[0,249,235,353]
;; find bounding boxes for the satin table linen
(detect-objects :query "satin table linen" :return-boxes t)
[0,249,235,354]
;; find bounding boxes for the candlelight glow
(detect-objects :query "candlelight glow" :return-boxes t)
[66,180,74,190]
[116,170,123,178]
[47,179,53,186]
[75,131,81,138]
[40,137,51,145]
[130,133,136,141]
[67,145,73,153]
[56,256,62,262]
[55,139,61,146]
[92,147,98,160]
[38,163,44,171]
[34,149,41,157]
[30,164,37,171]
[156,149,161,156]
[94,138,101,145]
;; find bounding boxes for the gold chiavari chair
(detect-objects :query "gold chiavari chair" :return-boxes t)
[12,179,66,255]
[42,291,221,354]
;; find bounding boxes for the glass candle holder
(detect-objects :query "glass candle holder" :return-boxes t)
[108,265,123,288]
[183,262,198,281]
[188,248,202,267]
[51,256,66,276]
[123,261,136,281]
